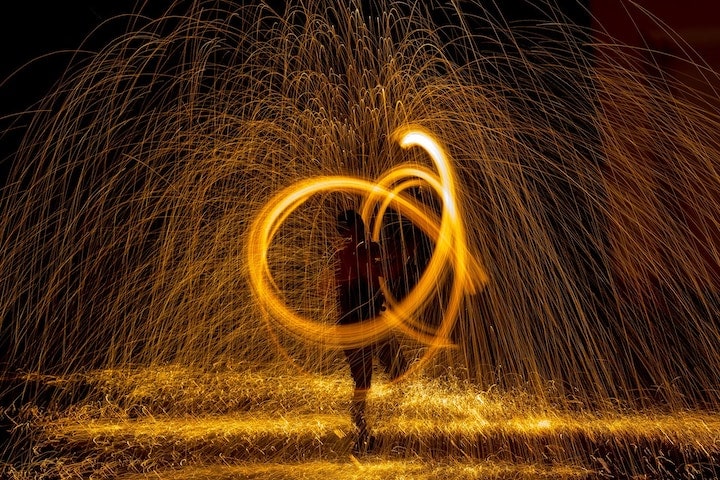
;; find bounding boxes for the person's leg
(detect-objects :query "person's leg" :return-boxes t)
[344,346,373,452]
[376,335,408,381]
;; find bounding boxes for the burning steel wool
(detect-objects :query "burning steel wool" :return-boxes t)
[1,0,719,478]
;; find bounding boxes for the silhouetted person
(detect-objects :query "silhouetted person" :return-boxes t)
[335,209,407,453]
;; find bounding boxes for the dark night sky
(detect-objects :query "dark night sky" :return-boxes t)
[0,2,173,179]
[0,1,589,172]
[0,2,158,119]
[1,0,715,173]
[0,1,591,116]
[4,0,719,115]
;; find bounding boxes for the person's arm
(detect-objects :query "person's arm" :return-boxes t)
[379,236,417,283]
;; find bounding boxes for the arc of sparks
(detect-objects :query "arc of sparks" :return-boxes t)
[246,126,488,371]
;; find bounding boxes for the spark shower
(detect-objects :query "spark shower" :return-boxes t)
[2,0,720,460]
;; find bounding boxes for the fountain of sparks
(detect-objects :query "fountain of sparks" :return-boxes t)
[2,0,720,477]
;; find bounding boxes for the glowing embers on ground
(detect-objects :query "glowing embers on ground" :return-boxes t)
[247,126,488,376]
[16,366,720,478]
[117,461,587,480]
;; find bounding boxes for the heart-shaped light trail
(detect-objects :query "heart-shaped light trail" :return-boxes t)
[246,126,488,378]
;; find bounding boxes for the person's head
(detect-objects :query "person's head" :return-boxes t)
[337,209,365,240]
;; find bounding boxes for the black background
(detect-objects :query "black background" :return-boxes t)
[0,1,589,181]
[0,1,590,122]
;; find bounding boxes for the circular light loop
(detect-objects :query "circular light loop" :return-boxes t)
[247,126,488,373]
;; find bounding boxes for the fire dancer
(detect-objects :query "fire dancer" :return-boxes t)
[335,209,407,454]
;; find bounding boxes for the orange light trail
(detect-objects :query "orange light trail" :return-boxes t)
[247,126,488,375]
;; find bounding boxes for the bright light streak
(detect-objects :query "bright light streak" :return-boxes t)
[247,127,489,375]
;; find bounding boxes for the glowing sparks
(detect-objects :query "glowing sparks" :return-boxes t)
[26,367,720,478]
[2,0,720,476]
[3,0,719,408]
